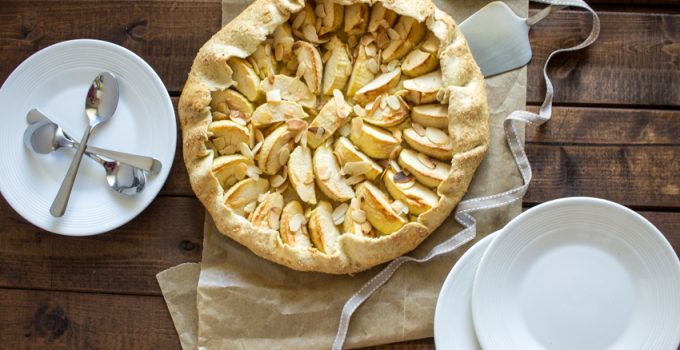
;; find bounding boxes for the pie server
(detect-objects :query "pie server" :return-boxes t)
[458,1,566,77]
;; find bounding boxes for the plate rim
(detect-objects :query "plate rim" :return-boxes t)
[434,231,497,349]
[0,39,176,236]
[471,196,680,349]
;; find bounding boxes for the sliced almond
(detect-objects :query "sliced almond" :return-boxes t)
[412,122,426,137]
[286,118,308,131]
[278,146,291,166]
[332,203,349,225]
[351,209,367,223]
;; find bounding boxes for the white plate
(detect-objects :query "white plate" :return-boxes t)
[472,197,680,350]
[434,232,497,350]
[0,39,176,236]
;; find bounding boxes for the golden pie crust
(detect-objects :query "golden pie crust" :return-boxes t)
[179,0,489,274]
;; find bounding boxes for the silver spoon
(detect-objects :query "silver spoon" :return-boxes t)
[26,109,162,174]
[24,120,146,195]
[50,72,119,217]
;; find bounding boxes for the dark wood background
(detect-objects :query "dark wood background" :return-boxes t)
[1,0,678,348]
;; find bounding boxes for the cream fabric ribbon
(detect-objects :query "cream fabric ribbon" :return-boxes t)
[333,1,601,348]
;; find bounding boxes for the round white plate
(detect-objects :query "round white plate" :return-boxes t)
[0,39,176,236]
[434,232,497,350]
[472,197,680,350]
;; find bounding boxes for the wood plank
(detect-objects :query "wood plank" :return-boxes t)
[0,196,203,295]
[526,106,680,145]
[528,10,680,107]
[525,144,680,208]
[0,0,221,94]
[0,288,181,349]
[1,4,679,107]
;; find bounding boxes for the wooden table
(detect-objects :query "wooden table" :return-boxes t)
[1,1,678,348]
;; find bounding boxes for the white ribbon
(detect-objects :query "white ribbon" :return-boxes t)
[333,1,600,348]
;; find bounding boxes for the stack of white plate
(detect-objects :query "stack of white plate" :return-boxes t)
[435,197,680,350]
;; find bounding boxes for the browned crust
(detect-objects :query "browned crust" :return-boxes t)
[178,0,489,274]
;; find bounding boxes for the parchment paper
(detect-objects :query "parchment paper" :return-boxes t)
[158,0,528,348]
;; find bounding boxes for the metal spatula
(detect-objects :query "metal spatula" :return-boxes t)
[459,2,566,77]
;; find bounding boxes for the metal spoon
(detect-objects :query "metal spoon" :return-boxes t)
[26,109,162,174]
[50,72,119,217]
[24,120,146,195]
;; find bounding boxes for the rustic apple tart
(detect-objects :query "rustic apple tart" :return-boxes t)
[179,0,489,273]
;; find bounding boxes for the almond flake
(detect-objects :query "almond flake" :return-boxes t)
[412,122,426,137]
[244,201,257,214]
[258,192,271,203]
[274,43,284,61]
[386,95,401,110]
[317,165,331,180]
[387,60,399,71]
[271,174,286,188]
[393,171,412,183]
[296,61,307,78]
[417,152,436,169]
[380,64,388,73]
[389,145,402,160]
[343,161,371,176]
[386,27,401,40]
[391,200,409,215]
[352,104,366,118]
[391,128,402,140]
[366,58,380,74]
[275,181,289,193]
[308,126,325,138]
[364,43,377,57]
[302,24,319,42]
[266,89,282,102]
[292,11,306,30]
[338,123,351,137]
[247,165,262,180]
[251,141,264,156]
[332,203,348,224]
[289,213,304,231]
[255,129,265,143]
[350,198,361,210]
[315,4,326,18]
[360,35,374,46]
[333,89,345,108]
[345,175,364,185]
[379,96,387,110]
[268,209,281,230]
[286,118,308,131]
[278,147,291,165]
[426,127,449,145]
[230,116,247,126]
[352,209,367,223]
[300,132,308,147]
[361,221,372,234]
[238,142,254,159]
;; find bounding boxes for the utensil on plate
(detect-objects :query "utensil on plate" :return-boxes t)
[26,108,162,174]
[24,120,146,195]
[459,1,566,77]
[50,72,119,217]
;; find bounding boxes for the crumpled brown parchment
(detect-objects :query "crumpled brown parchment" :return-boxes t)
[157,0,527,348]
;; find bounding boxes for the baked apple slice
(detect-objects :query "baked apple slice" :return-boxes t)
[353,68,401,105]
[249,192,284,230]
[402,125,453,160]
[321,37,352,95]
[251,100,308,128]
[223,178,269,216]
[398,148,450,188]
[257,124,297,175]
[308,201,341,254]
[288,145,317,205]
[401,48,439,77]
[259,74,316,109]
[212,154,253,189]
[362,94,409,127]
[313,144,354,202]
[344,3,369,35]
[411,103,448,128]
[306,91,352,148]
[227,57,262,102]
[384,169,439,215]
[333,137,383,181]
[280,201,313,247]
[349,117,400,159]
[293,41,324,94]
[403,70,441,104]
[208,120,251,155]
[356,181,407,234]
[210,89,254,120]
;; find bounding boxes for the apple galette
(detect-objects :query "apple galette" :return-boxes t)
[179,0,488,273]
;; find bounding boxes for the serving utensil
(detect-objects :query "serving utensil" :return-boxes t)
[24,120,146,195]
[50,72,119,217]
[459,2,566,77]
[26,108,161,174]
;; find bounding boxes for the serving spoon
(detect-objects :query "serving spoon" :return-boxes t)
[24,120,146,195]
[50,72,119,217]
[27,108,162,174]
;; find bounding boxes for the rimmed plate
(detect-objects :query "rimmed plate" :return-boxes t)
[434,231,497,350]
[0,39,176,236]
[472,197,680,350]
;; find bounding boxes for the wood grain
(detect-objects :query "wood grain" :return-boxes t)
[1,3,679,107]
[0,197,203,295]
[0,288,181,349]
[525,145,680,208]
[528,10,680,107]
